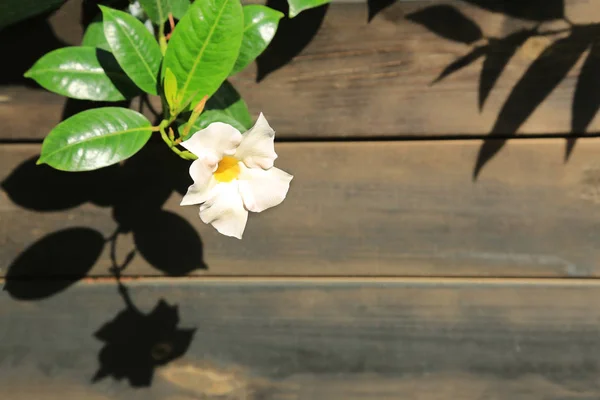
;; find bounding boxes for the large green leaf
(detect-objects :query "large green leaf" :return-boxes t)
[287,0,330,18]
[100,5,162,95]
[206,81,252,129]
[138,0,190,23]
[171,0,190,19]
[163,0,244,111]
[230,5,283,75]
[24,46,140,101]
[38,107,153,171]
[178,110,248,137]
[137,0,169,24]
[82,15,110,51]
[0,0,65,30]
[178,81,252,137]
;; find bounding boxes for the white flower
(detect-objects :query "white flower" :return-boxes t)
[128,1,145,19]
[180,113,293,239]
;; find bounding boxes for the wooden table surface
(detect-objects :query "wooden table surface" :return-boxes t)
[2,0,600,398]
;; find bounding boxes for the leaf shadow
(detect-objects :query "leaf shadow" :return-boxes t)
[458,0,564,22]
[406,0,600,178]
[0,12,68,86]
[479,29,533,111]
[95,48,143,100]
[431,46,487,84]
[205,80,242,111]
[3,227,105,300]
[1,156,117,210]
[61,98,132,121]
[0,0,129,87]
[255,0,328,82]
[569,28,600,161]
[406,4,484,45]
[473,28,591,179]
[367,0,396,23]
[60,55,142,123]
[1,138,207,290]
[81,0,131,27]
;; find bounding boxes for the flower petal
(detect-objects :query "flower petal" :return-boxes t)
[199,182,248,239]
[181,122,243,159]
[180,157,220,206]
[235,113,278,169]
[238,166,293,213]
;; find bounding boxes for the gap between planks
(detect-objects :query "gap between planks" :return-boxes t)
[5,275,600,286]
[3,134,600,146]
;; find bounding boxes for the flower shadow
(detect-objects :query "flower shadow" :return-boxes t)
[93,294,196,387]
[92,265,196,388]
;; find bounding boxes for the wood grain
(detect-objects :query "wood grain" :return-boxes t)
[2,278,600,399]
[3,138,600,278]
[3,0,600,139]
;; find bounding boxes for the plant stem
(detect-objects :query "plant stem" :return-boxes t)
[158,119,197,160]
[181,95,209,140]
[165,13,175,40]
[142,94,161,119]
[158,22,167,55]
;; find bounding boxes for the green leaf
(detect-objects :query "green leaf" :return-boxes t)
[171,0,190,19]
[164,67,179,113]
[287,0,330,18]
[178,80,252,136]
[231,5,283,75]
[206,80,252,129]
[0,0,65,30]
[82,15,110,51]
[137,0,168,24]
[24,46,140,101]
[38,107,153,171]
[100,5,162,95]
[178,110,249,138]
[163,0,244,111]
[137,0,190,24]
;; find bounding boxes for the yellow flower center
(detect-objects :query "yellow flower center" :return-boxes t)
[213,156,241,182]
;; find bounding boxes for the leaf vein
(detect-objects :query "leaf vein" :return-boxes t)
[110,10,156,84]
[180,0,230,97]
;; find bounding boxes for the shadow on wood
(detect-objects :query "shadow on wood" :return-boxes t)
[405,0,600,179]
[256,0,328,82]
[93,267,196,388]
[367,0,396,22]
[5,279,600,398]
[3,227,105,300]
[458,0,565,21]
[1,138,206,283]
[61,97,132,122]
[0,12,67,87]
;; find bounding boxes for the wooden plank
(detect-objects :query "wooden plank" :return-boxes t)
[3,1,600,139]
[2,277,600,399]
[3,138,600,278]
